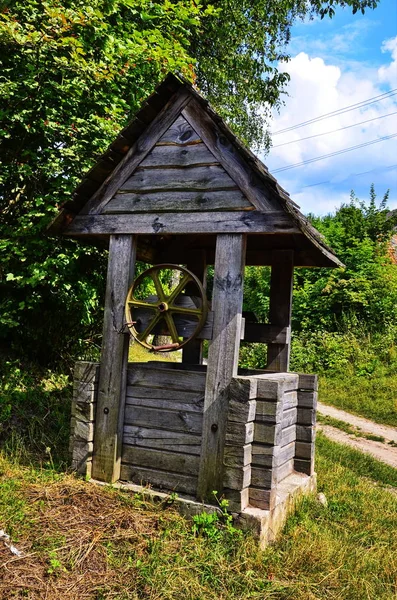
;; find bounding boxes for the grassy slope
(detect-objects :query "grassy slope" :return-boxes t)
[319,374,397,427]
[0,434,396,600]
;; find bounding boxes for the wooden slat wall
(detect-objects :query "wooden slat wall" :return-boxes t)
[121,363,206,495]
[103,114,253,215]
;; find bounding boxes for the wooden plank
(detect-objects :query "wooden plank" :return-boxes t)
[64,211,299,236]
[123,425,201,455]
[251,458,294,488]
[122,165,239,193]
[223,465,251,490]
[104,190,252,214]
[138,143,219,168]
[294,458,315,476]
[125,395,204,414]
[266,250,294,372]
[74,361,100,382]
[223,444,252,468]
[182,251,207,365]
[225,421,254,445]
[71,441,94,476]
[81,87,192,215]
[126,385,203,402]
[72,401,96,422]
[228,399,256,423]
[70,417,94,443]
[296,425,316,443]
[249,487,275,511]
[297,390,318,409]
[157,115,201,145]
[251,441,295,468]
[223,488,249,512]
[255,373,299,400]
[91,235,137,483]
[122,446,199,476]
[124,405,203,434]
[297,408,316,426]
[243,324,291,344]
[295,441,315,460]
[298,374,319,392]
[182,99,281,212]
[120,464,197,496]
[197,234,246,500]
[254,422,296,446]
[127,364,206,391]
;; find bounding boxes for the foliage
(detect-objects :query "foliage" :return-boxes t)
[192,492,242,541]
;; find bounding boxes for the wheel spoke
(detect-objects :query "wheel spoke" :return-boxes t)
[169,305,202,316]
[164,313,180,343]
[151,271,166,302]
[137,312,162,341]
[128,299,158,310]
[167,273,193,304]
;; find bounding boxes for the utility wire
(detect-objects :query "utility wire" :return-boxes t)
[272,88,397,135]
[301,164,397,189]
[272,133,397,173]
[272,111,397,148]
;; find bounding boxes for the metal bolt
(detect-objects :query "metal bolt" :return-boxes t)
[104,407,109,415]
[211,423,218,432]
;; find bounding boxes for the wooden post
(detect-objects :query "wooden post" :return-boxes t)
[197,234,246,501]
[266,250,294,372]
[92,235,137,482]
[182,250,207,365]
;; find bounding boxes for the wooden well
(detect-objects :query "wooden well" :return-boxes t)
[51,73,341,533]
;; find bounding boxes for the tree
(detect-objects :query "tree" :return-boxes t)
[0,0,379,365]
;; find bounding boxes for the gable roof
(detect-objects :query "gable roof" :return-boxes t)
[48,73,343,268]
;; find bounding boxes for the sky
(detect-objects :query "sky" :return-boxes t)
[262,0,397,216]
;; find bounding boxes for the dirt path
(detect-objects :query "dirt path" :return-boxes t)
[317,402,397,469]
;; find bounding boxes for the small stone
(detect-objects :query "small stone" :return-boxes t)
[317,492,328,507]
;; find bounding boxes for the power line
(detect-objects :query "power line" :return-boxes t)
[272,133,397,173]
[272,111,397,148]
[301,164,397,189]
[272,88,397,135]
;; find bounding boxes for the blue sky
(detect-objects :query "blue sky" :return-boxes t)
[262,0,397,215]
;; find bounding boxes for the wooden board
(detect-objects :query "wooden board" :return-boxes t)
[123,425,201,455]
[157,115,201,145]
[197,234,246,500]
[126,364,206,392]
[125,393,204,414]
[91,235,137,483]
[138,143,219,168]
[243,324,291,345]
[65,211,300,236]
[120,464,197,496]
[122,446,199,476]
[124,405,203,434]
[121,165,239,193]
[104,190,252,214]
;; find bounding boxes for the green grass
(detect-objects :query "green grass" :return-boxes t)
[0,435,396,599]
[319,373,397,427]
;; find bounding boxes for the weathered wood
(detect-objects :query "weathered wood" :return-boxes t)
[92,235,137,483]
[138,143,219,168]
[228,399,257,423]
[120,464,197,496]
[295,441,315,460]
[297,390,318,409]
[229,377,258,402]
[251,458,294,488]
[126,385,203,403]
[197,234,246,500]
[298,374,319,392]
[256,373,299,400]
[70,417,95,442]
[125,394,204,414]
[182,251,207,365]
[254,422,296,446]
[123,425,201,455]
[223,488,249,512]
[157,115,201,145]
[243,324,291,345]
[104,190,252,214]
[74,361,100,382]
[296,425,316,443]
[81,88,192,215]
[72,401,97,422]
[251,441,295,468]
[223,465,251,490]
[124,405,203,434]
[122,165,238,193]
[266,250,294,372]
[225,421,254,445]
[71,441,94,476]
[127,364,206,391]
[249,487,275,511]
[223,444,252,468]
[122,446,199,476]
[294,458,315,476]
[297,407,316,426]
[64,211,300,236]
[183,99,280,212]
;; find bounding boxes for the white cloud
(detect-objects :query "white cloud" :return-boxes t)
[378,36,397,87]
[262,39,397,215]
